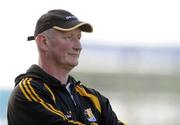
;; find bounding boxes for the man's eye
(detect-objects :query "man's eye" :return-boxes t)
[67,36,72,39]
[78,35,81,40]
[64,35,72,39]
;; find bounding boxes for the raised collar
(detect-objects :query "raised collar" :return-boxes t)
[15,64,80,89]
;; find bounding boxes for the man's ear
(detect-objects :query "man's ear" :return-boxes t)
[35,34,48,51]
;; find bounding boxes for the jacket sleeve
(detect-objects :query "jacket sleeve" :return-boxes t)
[94,90,126,125]
[7,78,84,125]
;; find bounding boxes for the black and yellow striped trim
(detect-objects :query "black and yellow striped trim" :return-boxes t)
[75,85,101,113]
[20,78,66,119]
[19,78,84,125]
[44,83,56,103]
[19,79,32,102]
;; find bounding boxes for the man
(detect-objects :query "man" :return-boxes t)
[7,9,125,125]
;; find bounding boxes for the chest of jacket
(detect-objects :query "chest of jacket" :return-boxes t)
[45,83,102,125]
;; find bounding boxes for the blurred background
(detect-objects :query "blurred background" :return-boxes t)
[0,0,180,125]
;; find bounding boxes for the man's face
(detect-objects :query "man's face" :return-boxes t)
[46,28,82,70]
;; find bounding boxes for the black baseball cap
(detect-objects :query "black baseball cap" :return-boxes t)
[27,9,93,41]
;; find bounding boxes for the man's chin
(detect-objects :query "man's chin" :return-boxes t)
[68,62,79,69]
[72,62,78,67]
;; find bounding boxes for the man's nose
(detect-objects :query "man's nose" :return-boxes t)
[73,39,82,52]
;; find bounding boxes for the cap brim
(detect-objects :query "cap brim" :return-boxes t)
[27,21,93,41]
[53,21,93,33]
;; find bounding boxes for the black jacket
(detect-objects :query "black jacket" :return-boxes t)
[7,65,125,125]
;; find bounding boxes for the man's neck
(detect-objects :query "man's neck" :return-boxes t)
[39,63,71,85]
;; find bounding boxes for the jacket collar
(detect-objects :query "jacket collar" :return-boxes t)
[15,64,80,89]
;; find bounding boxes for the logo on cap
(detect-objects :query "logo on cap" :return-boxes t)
[65,16,77,20]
